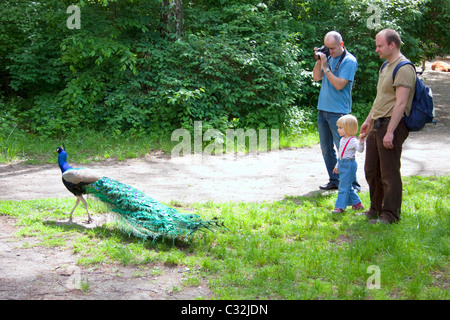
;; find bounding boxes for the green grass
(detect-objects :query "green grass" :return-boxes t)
[0,128,174,164]
[0,175,448,300]
[0,126,319,164]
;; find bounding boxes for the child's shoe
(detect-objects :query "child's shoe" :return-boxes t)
[352,202,364,210]
[332,208,344,214]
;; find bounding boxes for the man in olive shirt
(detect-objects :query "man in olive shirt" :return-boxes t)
[359,29,416,224]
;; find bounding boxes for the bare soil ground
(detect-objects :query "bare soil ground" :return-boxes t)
[0,61,448,300]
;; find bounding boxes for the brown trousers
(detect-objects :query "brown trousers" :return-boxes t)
[364,118,409,223]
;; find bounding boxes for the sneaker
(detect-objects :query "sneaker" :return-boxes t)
[332,208,344,214]
[352,202,364,210]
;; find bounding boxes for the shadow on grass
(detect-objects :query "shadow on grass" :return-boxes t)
[41,217,194,250]
[281,189,337,206]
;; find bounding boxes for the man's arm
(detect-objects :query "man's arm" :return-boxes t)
[360,109,374,139]
[313,52,349,91]
[383,85,410,149]
[313,59,324,81]
[324,69,349,91]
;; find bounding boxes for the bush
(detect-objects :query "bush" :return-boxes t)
[135,4,314,134]
[0,0,448,140]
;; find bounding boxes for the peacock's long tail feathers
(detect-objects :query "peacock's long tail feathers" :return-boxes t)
[83,177,222,240]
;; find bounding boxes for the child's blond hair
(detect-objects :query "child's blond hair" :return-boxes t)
[336,114,359,136]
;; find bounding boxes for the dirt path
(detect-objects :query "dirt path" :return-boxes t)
[0,61,448,300]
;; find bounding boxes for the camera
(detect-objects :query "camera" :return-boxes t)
[314,46,330,61]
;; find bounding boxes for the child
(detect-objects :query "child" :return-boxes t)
[332,115,365,214]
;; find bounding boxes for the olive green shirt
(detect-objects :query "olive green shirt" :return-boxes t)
[371,55,416,120]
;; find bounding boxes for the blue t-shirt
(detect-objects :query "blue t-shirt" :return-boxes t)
[317,51,358,114]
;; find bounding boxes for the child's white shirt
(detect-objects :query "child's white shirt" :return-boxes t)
[338,136,365,160]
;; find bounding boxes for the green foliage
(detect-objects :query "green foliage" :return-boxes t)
[0,0,448,141]
[136,4,313,133]
[0,1,69,95]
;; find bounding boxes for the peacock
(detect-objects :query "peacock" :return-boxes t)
[56,146,223,241]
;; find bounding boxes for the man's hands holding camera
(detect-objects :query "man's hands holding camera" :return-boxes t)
[314,50,327,72]
[314,46,330,73]
[314,46,330,61]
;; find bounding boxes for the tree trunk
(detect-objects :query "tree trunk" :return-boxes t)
[161,0,184,39]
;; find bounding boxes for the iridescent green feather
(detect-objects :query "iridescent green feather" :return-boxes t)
[83,177,222,240]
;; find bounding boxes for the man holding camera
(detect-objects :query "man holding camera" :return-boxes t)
[313,31,358,191]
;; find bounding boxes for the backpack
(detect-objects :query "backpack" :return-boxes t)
[380,60,435,131]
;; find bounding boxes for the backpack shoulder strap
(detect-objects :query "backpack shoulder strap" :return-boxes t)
[380,61,389,73]
[392,61,416,81]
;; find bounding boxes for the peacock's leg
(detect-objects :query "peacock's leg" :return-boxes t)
[79,195,94,223]
[68,197,80,223]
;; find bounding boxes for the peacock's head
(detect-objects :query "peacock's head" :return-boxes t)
[56,146,71,173]
[57,143,67,154]
[56,143,66,153]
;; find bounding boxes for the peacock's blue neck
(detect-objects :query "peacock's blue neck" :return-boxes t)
[58,151,73,173]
